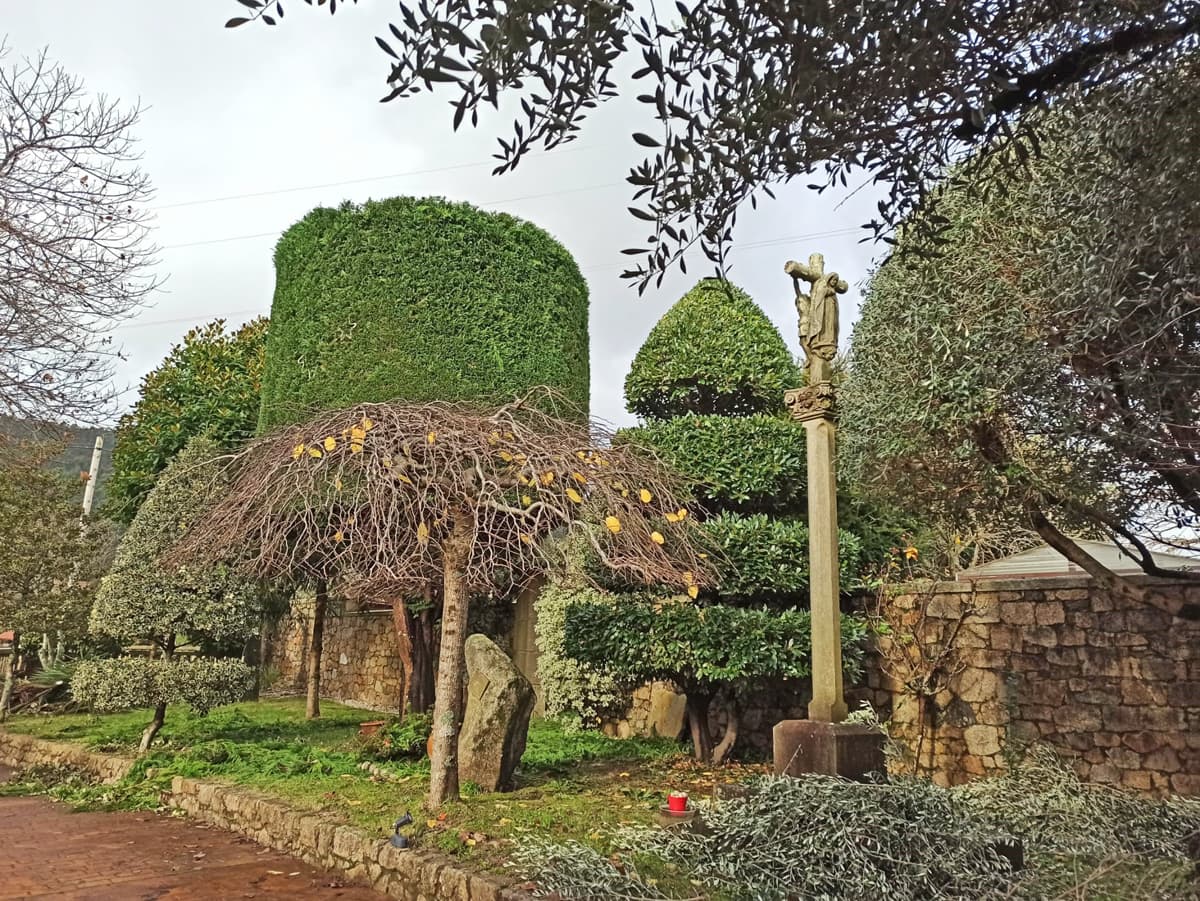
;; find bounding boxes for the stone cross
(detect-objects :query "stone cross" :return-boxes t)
[784,252,848,724]
[786,253,848,385]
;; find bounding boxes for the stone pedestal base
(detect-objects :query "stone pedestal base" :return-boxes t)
[772,720,885,779]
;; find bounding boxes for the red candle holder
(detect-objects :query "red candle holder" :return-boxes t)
[667,791,688,813]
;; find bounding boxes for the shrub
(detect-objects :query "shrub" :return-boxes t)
[623,278,800,420]
[259,196,590,432]
[358,713,433,762]
[82,437,260,750]
[704,512,864,601]
[619,414,806,513]
[533,578,628,726]
[73,657,254,716]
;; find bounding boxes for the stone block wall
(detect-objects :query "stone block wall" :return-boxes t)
[268,601,405,714]
[864,576,1200,795]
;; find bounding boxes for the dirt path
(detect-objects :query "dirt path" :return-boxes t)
[0,766,386,899]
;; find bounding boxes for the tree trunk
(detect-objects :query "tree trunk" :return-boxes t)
[257,612,271,695]
[0,632,18,724]
[410,603,436,713]
[427,513,473,809]
[139,701,167,754]
[391,596,414,720]
[685,693,714,763]
[306,581,329,720]
[711,694,740,766]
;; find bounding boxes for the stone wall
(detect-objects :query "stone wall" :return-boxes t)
[0,731,132,783]
[863,576,1200,795]
[268,601,404,713]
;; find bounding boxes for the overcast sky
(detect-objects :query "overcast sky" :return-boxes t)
[6,2,888,429]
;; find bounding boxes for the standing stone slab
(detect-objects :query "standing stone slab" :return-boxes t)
[458,634,535,792]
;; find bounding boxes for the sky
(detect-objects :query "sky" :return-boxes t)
[5,1,888,430]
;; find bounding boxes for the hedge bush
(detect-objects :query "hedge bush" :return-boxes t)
[259,197,589,432]
[623,278,800,420]
[73,657,254,716]
[564,597,868,691]
[704,512,864,602]
[619,414,806,513]
[533,578,629,726]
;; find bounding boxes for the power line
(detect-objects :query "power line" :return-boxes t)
[159,180,626,251]
[123,225,864,333]
[152,144,603,212]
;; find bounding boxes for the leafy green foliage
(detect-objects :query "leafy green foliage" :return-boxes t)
[533,578,627,726]
[0,450,113,646]
[619,414,806,514]
[90,437,259,649]
[72,657,253,716]
[843,63,1200,574]
[259,197,589,433]
[227,2,1198,294]
[623,279,799,420]
[564,597,867,696]
[704,513,863,603]
[357,713,433,762]
[106,318,267,523]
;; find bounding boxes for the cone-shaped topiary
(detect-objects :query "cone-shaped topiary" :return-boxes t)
[258,197,589,433]
[623,278,800,420]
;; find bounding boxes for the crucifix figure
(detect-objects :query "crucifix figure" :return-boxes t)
[785,253,848,384]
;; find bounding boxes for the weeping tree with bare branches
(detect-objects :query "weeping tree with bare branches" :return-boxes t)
[1,43,157,423]
[177,392,714,807]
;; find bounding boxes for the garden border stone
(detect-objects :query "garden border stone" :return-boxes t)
[0,730,533,900]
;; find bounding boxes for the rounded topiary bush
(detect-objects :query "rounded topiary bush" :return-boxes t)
[624,278,800,420]
[259,197,590,432]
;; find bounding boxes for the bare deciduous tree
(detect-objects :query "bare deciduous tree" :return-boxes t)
[176,391,714,807]
[1,44,158,423]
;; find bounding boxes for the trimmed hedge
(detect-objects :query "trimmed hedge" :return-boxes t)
[619,413,807,514]
[259,197,589,432]
[624,278,801,420]
[704,512,863,602]
[564,597,868,689]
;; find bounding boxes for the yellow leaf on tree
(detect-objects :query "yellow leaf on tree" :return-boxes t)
[383,455,393,468]
[349,441,364,454]
[323,436,337,452]
[571,472,587,485]
[499,450,514,462]
[522,495,532,506]
[334,478,343,491]
[487,431,500,445]
[308,447,323,459]
[333,530,344,543]
[682,571,695,584]
[575,451,587,460]
[292,444,305,461]
[540,471,555,486]
[397,473,414,486]
[665,511,681,523]
[417,522,430,544]
[621,488,630,498]
[639,488,653,503]
[519,533,533,545]
[650,531,665,545]
[517,473,530,485]
[360,417,374,431]
[566,487,583,504]
[676,508,688,520]
[351,426,366,441]
[427,431,437,444]
[604,516,622,534]
[687,584,699,599]
[904,545,919,561]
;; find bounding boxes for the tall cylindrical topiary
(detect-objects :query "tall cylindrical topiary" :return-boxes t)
[259,196,590,432]
[75,436,258,751]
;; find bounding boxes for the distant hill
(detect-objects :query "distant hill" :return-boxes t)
[0,416,116,509]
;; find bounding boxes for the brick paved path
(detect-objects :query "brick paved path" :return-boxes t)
[0,766,385,900]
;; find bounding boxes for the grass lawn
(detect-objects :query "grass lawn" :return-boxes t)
[2,698,763,872]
